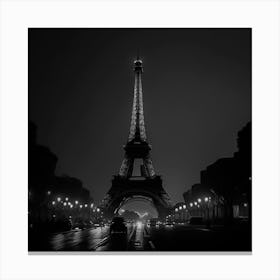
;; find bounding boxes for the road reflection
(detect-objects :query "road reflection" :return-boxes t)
[49,226,110,251]
[47,222,147,251]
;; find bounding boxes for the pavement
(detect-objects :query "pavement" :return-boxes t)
[29,222,251,252]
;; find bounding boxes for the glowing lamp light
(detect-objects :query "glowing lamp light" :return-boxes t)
[47,191,51,195]
[183,205,186,209]
[97,208,100,212]
[80,205,83,208]
[52,201,55,205]
[244,203,248,207]
[136,221,142,227]
[175,208,178,212]
[85,204,88,208]
[90,203,94,208]
[204,197,209,202]
[190,203,193,207]
[75,201,79,205]
[57,197,61,202]
[194,202,197,206]
[198,198,202,203]
[65,197,69,201]
[63,202,67,206]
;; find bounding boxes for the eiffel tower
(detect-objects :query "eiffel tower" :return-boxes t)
[101,56,172,219]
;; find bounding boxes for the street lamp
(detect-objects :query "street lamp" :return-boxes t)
[97,208,100,212]
[75,200,79,205]
[198,198,202,203]
[190,203,193,207]
[65,197,69,201]
[85,204,88,208]
[194,202,197,206]
[204,197,209,202]
[183,205,186,209]
[179,206,182,210]
[80,205,83,208]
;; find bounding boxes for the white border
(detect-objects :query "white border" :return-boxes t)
[0,0,279,280]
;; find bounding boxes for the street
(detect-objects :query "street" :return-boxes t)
[29,222,251,252]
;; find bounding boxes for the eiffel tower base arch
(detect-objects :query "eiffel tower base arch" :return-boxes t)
[100,175,172,220]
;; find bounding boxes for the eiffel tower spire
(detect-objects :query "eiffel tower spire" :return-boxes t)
[119,57,156,178]
[128,56,147,142]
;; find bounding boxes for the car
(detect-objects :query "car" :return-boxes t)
[109,217,127,236]
[188,216,204,225]
[165,222,174,227]
[149,218,159,227]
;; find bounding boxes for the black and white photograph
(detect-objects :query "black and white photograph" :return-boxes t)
[28,28,251,252]
[1,1,280,280]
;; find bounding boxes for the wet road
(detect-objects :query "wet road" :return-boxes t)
[29,222,251,252]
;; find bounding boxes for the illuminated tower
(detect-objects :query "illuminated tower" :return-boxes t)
[119,57,155,178]
[101,57,172,219]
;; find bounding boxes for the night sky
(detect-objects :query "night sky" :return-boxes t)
[29,28,251,214]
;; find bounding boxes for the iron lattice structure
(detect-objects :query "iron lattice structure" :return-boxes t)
[119,58,156,178]
[101,57,172,219]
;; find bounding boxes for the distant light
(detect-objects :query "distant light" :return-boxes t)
[69,216,72,219]
[204,197,209,202]
[97,208,100,212]
[194,202,197,206]
[197,205,200,208]
[179,206,182,210]
[183,205,186,209]
[75,200,79,204]
[70,205,73,208]
[52,214,56,218]
[190,203,193,207]
[85,204,88,208]
[136,221,142,227]
[52,201,55,205]
[175,208,178,212]
[244,203,248,207]
[68,202,71,205]
[63,202,67,206]
[65,197,69,201]
[198,198,202,203]
[90,203,94,208]
[209,197,211,200]
[80,205,83,208]
[57,197,61,202]
[47,191,51,195]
